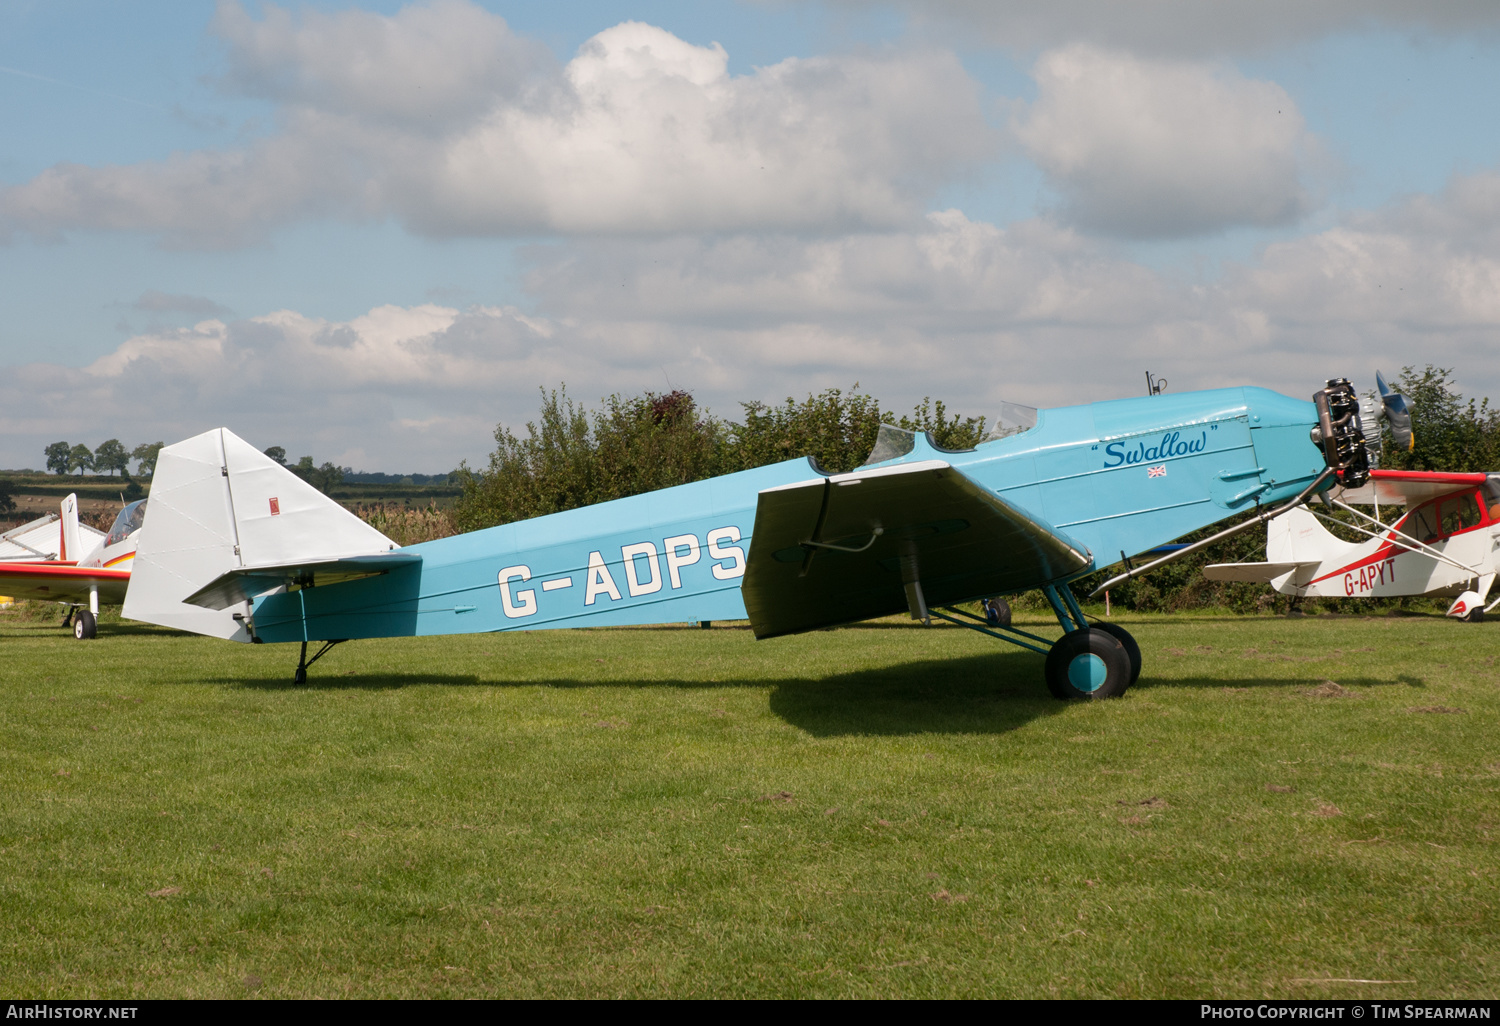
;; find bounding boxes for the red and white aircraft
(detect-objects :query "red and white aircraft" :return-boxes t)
[1205,469,1500,621]
[0,494,144,638]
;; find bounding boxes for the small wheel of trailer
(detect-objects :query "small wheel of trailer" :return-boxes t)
[73,610,97,640]
[983,597,1012,628]
[1091,622,1141,686]
[1044,628,1132,700]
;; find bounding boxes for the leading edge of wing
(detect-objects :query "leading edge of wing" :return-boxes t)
[184,552,423,610]
[743,461,1092,639]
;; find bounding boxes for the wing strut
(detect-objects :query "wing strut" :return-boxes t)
[1088,467,1336,598]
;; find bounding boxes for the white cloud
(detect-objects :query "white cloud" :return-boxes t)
[0,4,993,246]
[212,0,551,126]
[866,0,1500,57]
[1015,46,1319,238]
[5,172,1500,471]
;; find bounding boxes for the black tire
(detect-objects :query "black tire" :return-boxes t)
[984,597,1012,628]
[73,610,97,640]
[1465,606,1485,623]
[1091,622,1141,686]
[1044,628,1132,700]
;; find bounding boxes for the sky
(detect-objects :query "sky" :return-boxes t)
[2,1,1499,473]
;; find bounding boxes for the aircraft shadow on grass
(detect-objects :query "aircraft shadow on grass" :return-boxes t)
[218,644,1427,735]
[222,650,1066,737]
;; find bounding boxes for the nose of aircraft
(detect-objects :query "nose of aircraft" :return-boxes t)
[1242,386,1332,504]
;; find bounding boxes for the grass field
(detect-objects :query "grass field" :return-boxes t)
[1,608,1496,998]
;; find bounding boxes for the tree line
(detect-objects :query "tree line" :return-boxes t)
[452,386,987,532]
[35,440,349,496]
[44,440,164,479]
[261,447,347,494]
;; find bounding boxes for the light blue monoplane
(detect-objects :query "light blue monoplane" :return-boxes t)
[124,377,1400,699]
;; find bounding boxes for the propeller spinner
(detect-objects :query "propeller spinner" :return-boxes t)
[1375,370,1415,452]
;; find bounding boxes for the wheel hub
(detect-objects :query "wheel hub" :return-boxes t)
[1067,652,1108,693]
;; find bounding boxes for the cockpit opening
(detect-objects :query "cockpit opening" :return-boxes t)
[106,499,147,548]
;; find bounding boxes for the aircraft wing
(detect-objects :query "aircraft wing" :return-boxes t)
[183,552,423,611]
[0,562,131,604]
[742,460,1092,639]
[1336,469,1489,506]
[1203,561,1316,583]
[0,514,104,561]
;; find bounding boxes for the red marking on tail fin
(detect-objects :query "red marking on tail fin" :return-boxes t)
[269,497,280,516]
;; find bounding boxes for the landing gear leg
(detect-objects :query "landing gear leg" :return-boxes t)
[293,639,346,684]
[60,606,75,629]
[932,585,1139,701]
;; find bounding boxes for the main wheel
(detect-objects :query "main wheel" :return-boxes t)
[73,610,97,640]
[1044,628,1132,700]
[1465,606,1485,623]
[984,597,1012,628]
[1091,622,1141,686]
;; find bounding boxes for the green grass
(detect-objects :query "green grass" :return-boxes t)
[1,608,1496,998]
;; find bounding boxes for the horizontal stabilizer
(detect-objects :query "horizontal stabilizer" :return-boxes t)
[184,552,423,610]
[743,460,1091,639]
[1203,561,1315,583]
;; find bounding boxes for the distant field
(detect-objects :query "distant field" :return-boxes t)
[0,471,461,533]
[0,609,1495,998]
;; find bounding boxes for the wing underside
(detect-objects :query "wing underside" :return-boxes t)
[0,563,131,603]
[742,460,1092,639]
[1336,469,1490,506]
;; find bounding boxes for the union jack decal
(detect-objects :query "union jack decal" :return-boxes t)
[1147,465,1166,478]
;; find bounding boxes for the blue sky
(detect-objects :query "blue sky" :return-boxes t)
[3,1,1499,471]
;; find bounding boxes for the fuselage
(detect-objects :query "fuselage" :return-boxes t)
[246,386,1328,644]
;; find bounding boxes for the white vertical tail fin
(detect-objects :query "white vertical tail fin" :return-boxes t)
[1266,506,1358,564]
[59,493,81,563]
[123,428,397,641]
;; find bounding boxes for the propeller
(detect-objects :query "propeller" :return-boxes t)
[1375,370,1415,452]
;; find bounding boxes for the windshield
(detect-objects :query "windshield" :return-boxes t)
[990,400,1038,440]
[106,499,147,547]
[1405,501,1441,543]
[861,424,917,466]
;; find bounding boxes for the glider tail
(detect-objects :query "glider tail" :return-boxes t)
[123,428,398,642]
[59,493,81,563]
